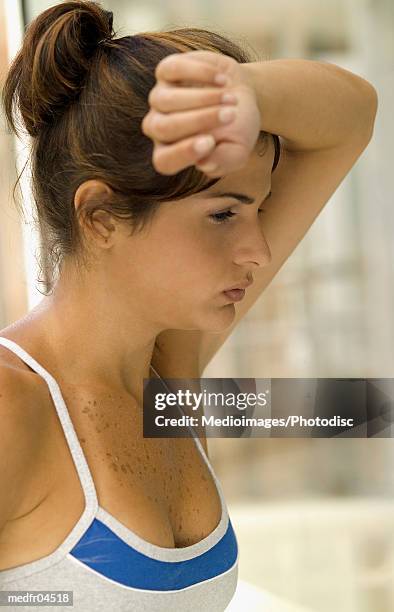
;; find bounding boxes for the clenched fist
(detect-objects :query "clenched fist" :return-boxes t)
[141,50,261,178]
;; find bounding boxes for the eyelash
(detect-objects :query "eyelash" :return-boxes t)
[209,208,265,225]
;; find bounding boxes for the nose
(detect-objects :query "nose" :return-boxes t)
[233,225,272,268]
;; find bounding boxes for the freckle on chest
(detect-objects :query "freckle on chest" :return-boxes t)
[66,387,169,487]
[60,384,215,534]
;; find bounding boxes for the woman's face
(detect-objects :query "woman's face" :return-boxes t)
[102,137,275,334]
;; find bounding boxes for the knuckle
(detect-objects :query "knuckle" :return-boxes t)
[152,151,162,172]
[141,115,149,136]
[159,87,174,106]
[141,112,154,137]
[154,62,163,81]
[156,55,178,80]
[152,149,171,175]
[148,87,157,107]
[151,86,173,110]
[151,113,166,137]
[152,144,165,166]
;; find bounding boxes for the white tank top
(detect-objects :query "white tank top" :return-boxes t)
[0,336,239,611]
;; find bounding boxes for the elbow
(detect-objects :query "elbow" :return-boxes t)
[361,83,379,141]
[351,84,378,145]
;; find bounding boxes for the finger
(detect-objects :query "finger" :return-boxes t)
[148,82,238,113]
[161,50,228,68]
[156,50,234,79]
[142,104,237,144]
[152,134,217,175]
[155,54,228,88]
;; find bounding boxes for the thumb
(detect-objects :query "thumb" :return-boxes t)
[196,141,248,176]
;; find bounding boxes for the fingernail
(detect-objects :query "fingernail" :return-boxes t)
[198,162,217,173]
[194,135,215,154]
[215,73,228,85]
[219,107,235,123]
[221,93,237,104]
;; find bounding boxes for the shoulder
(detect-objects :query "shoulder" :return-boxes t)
[0,363,49,529]
[0,349,50,450]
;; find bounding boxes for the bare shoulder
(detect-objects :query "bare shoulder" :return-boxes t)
[0,364,49,529]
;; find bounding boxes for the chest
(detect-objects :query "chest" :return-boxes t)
[5,379,222,565]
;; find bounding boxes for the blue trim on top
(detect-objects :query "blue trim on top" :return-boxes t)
[70,517,238,590]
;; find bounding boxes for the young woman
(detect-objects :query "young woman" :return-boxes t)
[0,1,377,610]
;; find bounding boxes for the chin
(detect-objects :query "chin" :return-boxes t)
[199,302,236,333]
[177,297,236,333]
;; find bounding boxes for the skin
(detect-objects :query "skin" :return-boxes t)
[26,135,275,403]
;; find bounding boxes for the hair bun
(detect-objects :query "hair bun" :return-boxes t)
[2,1,114,138]
[97,9,114,44]
[103,9,113,35]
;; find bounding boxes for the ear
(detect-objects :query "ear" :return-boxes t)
[74,179,116,245]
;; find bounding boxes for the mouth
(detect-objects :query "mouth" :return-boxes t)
[222,277,253,302]
[222,288,246,302]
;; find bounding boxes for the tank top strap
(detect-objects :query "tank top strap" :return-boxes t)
[0,336,98,512]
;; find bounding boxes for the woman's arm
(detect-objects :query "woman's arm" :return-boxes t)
[242,58,378,152]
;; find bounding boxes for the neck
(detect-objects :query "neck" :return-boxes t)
[23,283,163,401]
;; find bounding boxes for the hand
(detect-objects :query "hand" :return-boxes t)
[141,50,261,178]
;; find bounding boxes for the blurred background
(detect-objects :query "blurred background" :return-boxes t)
[0,1,393,610]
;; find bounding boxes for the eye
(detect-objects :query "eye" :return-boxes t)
[209,210,237,224]
[209,208,266,224]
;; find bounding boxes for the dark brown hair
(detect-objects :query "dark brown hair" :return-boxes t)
[2,0,281,295]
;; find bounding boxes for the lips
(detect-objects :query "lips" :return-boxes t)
[223,288,246,302]
[222,278,253,302]
[223,279,253,292]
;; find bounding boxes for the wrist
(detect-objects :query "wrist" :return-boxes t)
[241,62,263,121]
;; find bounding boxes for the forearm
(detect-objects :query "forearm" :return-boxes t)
[242,59,378,152]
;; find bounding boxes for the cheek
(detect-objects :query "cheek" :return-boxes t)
[130,223,231,297]
[158,246,221,301]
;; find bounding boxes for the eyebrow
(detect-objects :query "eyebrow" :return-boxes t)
[207,189,272,204]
